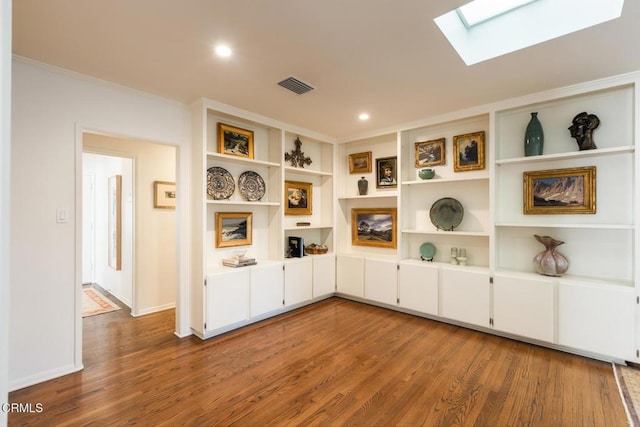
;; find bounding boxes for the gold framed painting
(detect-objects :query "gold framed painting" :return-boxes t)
[348,151,372,174]
[453,131,485,172]
[215,212,253,248]
[154,181,176,209]
[108,175,122,270]
[351,208,397,249]
[415,138,445,168]
[285,180,312,215]
[218,123,254,159]
[524,166,596,214]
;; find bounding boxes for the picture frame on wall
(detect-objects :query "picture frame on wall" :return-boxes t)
[523,166,596,215]
[376,156,397,188]
[215,212,253,248]
[348,151,372,174]
[154,181,176,209]
[453,131,485,172]
[284,180,312,215]
[108,175,122,270]
[351,208,397,249]
[415,138,445,168]
[218,122,254,159]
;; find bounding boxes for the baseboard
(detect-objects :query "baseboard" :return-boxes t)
[9,363,83,392]
[131,302,176,317]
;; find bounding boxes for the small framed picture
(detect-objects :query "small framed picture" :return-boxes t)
[351,208,397,249]
[285,180,312,215]
[218,123,254,159]
[415,138,445,168]
[154,181,176,209]
[376,156,397,188]
[453,131,485,172]
[348,151,372,174]
[215,212,253,248]
[524,166,596,215]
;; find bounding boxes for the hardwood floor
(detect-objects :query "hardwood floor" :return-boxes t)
[9,297,628,426]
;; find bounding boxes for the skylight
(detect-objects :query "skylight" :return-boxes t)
[435,0,625,65]
[456,0,537,28]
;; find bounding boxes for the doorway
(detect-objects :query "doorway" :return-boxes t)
[82,152,134,308]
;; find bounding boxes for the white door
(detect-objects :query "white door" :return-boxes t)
[82,173,95,284]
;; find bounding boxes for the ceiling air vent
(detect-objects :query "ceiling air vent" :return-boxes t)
[277,76,314,95]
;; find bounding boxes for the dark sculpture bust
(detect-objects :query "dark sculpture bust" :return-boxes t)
[568,112,600,150]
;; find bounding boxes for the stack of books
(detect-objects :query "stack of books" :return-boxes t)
[222,257,257,268]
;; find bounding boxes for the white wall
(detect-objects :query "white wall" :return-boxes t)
[10,58,191,391]
[1,0,11,423]
[84,134,177,315]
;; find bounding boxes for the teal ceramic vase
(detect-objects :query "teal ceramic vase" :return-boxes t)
[524,112,544,156]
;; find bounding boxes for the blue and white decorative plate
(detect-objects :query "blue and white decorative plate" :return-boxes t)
[238,171,265,201]
[207,166,235,200]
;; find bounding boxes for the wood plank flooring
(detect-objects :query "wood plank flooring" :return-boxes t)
[9,297,628,426]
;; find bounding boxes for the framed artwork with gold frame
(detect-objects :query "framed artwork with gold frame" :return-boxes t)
[218,123,254,159]
[108,175,122,270]
[351,208,397,248]
[348,151,372,174]
[524,166,596,214]
[285,180,312,215]
[453,131,485,172]
[415,138,445,168]
[154,181,176,209]
[215,212,253,248]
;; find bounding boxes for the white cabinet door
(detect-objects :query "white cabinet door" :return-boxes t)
[284,258,313,307]
[440,267,490,327]
[313,255,336,297]
[206,269,250,331]
[558,280,635,360]
[493,273,554,343]
[364,258,398,305]
[336,255,364,297]
[250,262,283,317]
[398,261,438,315]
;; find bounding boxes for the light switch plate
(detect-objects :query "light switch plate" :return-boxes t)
[56,208,69,223]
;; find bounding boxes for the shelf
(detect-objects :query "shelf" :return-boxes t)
[495,146,634,166]
[400,259,489,272]
[495,222,634,230]
[284,224,333,231]
[207,199,280,207]
[402,176,489,186]
[493,268,634,288]
[402,229,489,237]
[284,166,333,177]
[207,151,280,168]
[338,192,398,200]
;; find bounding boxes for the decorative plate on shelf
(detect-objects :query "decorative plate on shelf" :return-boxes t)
[430,197,464,231]
[238,171,266,201]
[207,166,235,200]
[419,242,436,261]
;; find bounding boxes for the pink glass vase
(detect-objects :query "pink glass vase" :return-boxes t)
[533,235,569,277]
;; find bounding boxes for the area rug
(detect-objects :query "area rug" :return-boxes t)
[82,287,121,317]
[614,362,640,426]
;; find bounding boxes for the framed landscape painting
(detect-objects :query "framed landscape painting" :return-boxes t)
[351,208,397,248]
[415,138,445,167]
[218,123,254,159]
[349,151,372,174]
[523,166,596,214]
[453,131,485,172]
[215,212,253,247]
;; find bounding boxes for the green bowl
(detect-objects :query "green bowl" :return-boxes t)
[418,168,435,179]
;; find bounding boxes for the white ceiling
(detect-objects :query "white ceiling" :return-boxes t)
[11,1,640,140]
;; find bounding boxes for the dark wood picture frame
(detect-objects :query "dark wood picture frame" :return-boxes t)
[376,156,397,188]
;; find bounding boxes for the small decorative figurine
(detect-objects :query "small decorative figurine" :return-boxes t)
[568,112,600,151]
[285,137,312,168]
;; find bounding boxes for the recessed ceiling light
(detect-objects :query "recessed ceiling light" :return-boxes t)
[359,113,370,121]
[215,45,232,57]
